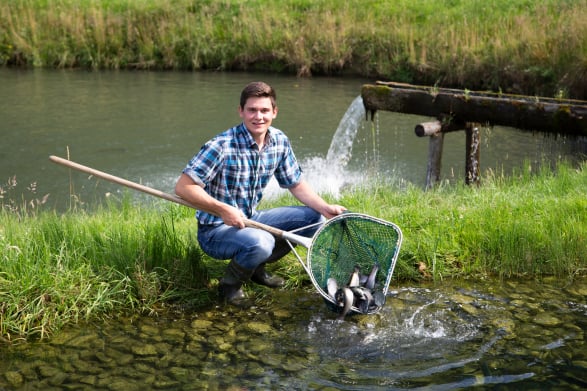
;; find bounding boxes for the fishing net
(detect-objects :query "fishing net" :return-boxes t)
[304,212,402,315]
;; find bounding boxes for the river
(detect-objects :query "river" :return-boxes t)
[1,68,585,210]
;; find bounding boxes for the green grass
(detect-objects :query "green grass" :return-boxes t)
[2,160,586,341]
[336,160,587,281]
[1,0,586,98]
[0,196,210,342]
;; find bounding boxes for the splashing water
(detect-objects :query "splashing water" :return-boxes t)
[325,95,366,167]
[266,95,367,198]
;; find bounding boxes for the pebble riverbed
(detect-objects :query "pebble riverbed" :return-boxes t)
[1,277,586,390]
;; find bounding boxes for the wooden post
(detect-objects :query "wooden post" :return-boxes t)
[415,119,465,189]
[465,123,481,185]
[426,133,444,189]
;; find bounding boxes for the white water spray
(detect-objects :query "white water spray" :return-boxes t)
[265,95,367,199]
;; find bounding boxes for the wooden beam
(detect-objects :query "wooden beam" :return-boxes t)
[362,82,587,136]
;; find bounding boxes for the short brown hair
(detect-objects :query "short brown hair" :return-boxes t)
[240,81,277,109]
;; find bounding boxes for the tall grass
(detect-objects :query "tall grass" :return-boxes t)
[1,0,586,98]
[1,161,586,341]
[338,161,587,281]
[0,196,209,342]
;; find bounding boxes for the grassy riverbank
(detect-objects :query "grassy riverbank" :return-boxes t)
[1,161,586,341]
[1,0,587,99]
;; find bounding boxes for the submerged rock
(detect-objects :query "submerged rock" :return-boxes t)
[245,321,274,334]
[533,312,562,327]
[190,319,213,330]
[131,344,158,356]
[4,371,24,388]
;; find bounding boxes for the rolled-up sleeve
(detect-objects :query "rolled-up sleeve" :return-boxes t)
[274,143,302,188]
[182,141,223,188]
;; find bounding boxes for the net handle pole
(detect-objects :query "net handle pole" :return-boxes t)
[49,155,313,248]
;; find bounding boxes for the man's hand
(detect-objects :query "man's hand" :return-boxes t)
[220,206,246,229]
[322,204,347,219]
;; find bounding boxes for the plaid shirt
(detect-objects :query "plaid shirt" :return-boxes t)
[182,123,302,225]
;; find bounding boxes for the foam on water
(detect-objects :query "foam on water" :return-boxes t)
[265,95,367,199]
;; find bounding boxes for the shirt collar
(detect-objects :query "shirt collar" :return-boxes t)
[238,123,275,148]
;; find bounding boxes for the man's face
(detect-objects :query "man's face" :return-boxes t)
[238,96,277,141]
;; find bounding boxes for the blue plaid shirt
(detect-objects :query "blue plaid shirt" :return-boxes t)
[182,123,302,225]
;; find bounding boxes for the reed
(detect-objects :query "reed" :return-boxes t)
[1,0,586,98]
[1,161,586,341]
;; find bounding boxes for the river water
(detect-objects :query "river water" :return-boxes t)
[0,278,585,390]
[1,68,586,210]
[1,69,586,389]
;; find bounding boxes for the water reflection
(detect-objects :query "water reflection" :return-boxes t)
[1,278,585,390]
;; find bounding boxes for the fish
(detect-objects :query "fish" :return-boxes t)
[325,262,384,319]
[372,290,386,307]
[350,286,369,301]
[326,278,356,319]
[347,265,361,287]
[351,286,373,314]
[326,277,339,299]
[364,262,379,290]
[334,287,355,320]
[358,262,379,288]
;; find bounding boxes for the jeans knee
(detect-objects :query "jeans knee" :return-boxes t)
[236,232,275,269]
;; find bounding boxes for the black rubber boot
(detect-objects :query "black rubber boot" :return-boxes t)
[250,239,292,287]
[218,260,254,306]
[251,263,285,288]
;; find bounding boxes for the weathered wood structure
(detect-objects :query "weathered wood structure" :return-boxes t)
[361,81,587,187]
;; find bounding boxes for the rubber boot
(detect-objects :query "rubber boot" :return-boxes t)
[251,263,285,287]
[218,260,254,306]
[250,239,292,287]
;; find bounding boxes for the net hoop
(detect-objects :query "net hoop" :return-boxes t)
[288,212,403,315]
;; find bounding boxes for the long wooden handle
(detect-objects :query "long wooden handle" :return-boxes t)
[49,155,312,248]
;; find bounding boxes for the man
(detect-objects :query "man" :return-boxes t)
[175,81,345,305]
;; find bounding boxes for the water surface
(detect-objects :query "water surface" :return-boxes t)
[0,278,585,390]
[1,68,585,210]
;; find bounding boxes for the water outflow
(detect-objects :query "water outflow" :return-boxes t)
[265,95,367,198]
[325,95,366,167]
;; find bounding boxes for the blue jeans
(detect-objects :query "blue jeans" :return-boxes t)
[197,206,324,270]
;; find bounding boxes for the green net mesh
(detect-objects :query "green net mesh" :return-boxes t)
[307,213,402,313]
